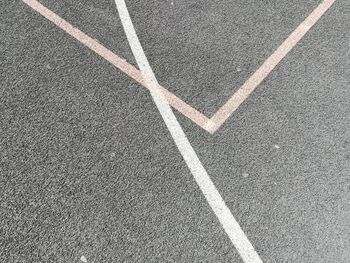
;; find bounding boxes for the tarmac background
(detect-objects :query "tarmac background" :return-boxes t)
[1,0,349,262]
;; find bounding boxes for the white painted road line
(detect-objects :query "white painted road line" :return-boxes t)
[114,0,263,262]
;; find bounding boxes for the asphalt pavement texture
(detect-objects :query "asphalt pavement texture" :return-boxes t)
[1,0,350,262]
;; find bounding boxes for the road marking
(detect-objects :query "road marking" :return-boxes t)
[114,0,263,262]
[21,0,209,129]
[21,0,335,134]
[208,0,336,133]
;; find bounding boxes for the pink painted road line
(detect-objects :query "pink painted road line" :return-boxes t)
[22,0,336,134]
[21,0,209,129]
[208,0,336,133]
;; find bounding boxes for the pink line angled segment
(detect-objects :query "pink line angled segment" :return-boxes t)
[208,0,336,133]
[22,0,209,129]
[22,0,335,134]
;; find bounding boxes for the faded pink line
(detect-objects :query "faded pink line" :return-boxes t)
[208,0,336,133]
[22,0,335,134]
[22,0,209,129]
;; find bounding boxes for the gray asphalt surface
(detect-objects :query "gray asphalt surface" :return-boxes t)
[1,0,350,262]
